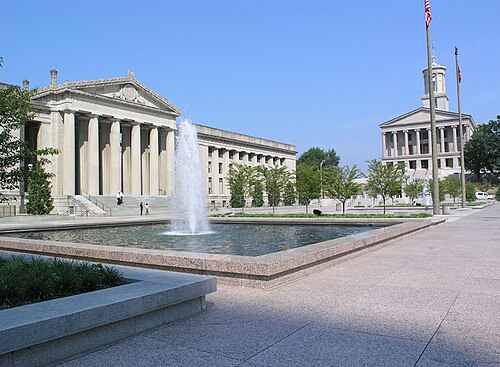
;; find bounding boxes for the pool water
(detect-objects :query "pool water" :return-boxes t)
[13,223,379,257]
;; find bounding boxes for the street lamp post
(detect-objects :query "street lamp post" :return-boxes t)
[320,160,325,203]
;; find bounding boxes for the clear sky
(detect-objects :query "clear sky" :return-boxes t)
[1,0,499,172]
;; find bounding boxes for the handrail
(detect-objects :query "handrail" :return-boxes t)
[80,190,112,216]
[65,196,90,217]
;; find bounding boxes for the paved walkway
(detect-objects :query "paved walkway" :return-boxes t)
[50,205,499,366]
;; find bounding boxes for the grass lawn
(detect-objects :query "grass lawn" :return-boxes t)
[0,256,125,310]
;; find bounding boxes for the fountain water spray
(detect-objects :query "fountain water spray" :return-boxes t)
[171,119,210,234]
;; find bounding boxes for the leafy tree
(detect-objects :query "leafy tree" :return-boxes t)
[297,147,340,169]
[444,176,462,204]
[0,85,57,203]
[477,180,492,193]
[26,160,54,215]
[429,179,446,203]
[227,164,257,212]
[283,181,296,206]
[365,160,404,215]
[296,163,320,214]
[404,181,423,204]
[464,117,500,180]
[465,181,476,202]
[323,165,360,214]
[251,180,264,207]
[259,166,291,214]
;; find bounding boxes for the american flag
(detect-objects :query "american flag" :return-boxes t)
[458,65,462,83]
[425,0,432,27]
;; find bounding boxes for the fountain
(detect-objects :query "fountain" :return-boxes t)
[170,119,211,234]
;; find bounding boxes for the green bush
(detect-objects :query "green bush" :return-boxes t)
[0,257,125,309]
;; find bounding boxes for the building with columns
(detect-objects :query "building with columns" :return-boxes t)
[380,57,476,180]
[3,70,296,211]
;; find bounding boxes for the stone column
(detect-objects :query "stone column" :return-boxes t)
[109,119,121,194]
[382,132,387,157]
[166,128,175,196]
[121,125,131,195]
[78,118,88,194]
[452,126,458,152]
[100,122,111,195]
[392,131,398,157]
[50,111,64,197]
[149,127,159,195]
[415,129,421,155]
[63,111,76,196]
[130,123,142,195]
[427,128,432,153]
[87,115,100,195]
[440,127,445,153]
[404,130,409,156]
[141,128,150,195]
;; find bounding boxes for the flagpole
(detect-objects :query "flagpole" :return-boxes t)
[455,47,466,207]
[424,2,440,215]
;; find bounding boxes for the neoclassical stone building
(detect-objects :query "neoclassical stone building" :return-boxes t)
[5,70,296,210]
[380,58,476,179]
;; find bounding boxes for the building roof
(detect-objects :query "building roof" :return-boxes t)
[32,72,181,116]
[379,107,475,129]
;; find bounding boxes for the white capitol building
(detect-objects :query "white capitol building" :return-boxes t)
[380,57,476,180]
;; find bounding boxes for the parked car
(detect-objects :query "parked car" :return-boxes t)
[475,192,493,201]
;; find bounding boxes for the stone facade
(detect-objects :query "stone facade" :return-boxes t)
[380,58,476,180]
[2,70,296,210]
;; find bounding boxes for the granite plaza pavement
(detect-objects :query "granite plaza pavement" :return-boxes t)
[6,204,500,366]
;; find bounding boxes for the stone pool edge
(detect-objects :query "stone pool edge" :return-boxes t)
[0,218,442,289]
[0,261,216,367]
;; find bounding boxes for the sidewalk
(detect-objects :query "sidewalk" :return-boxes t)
[50,204,498,366]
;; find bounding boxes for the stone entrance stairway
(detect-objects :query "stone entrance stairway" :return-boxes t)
[96,196,173,217]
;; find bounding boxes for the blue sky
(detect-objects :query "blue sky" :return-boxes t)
[1,0,499,171]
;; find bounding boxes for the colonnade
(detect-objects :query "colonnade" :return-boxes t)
[382,125,470,159]
[59,111,174,197]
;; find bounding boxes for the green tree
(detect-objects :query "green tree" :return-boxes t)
[477,180,492,193]
[464,117,500,180]
[323,165,360,214]
[429,179,446,203]
[251,180,264,207]
[465,181,476,202]
[297,147,340,169]
[26,160,54,215]
[227,164,257,212]
[444,176,462,204]
[404,181,423,204]
[259,166,291,214]
[0,85,57,202]
[296,163,320,214]
[283,181,296,206]
[365,160,404,215]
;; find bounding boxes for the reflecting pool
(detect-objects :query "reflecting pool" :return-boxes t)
[12,223,380,257]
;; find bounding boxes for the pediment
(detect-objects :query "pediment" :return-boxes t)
[74,80,180,114]
[33,76,181,115]
[380,107,464,128]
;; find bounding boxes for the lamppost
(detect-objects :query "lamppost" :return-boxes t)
[320,160,325,203]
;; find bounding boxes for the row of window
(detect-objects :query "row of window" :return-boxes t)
[207,177,224,195]
[207,147,286,165]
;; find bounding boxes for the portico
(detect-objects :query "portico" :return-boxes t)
[30,70,178,198]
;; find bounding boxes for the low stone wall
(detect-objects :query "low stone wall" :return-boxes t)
[0,260,216,367]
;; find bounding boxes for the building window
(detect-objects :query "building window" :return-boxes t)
[208,177,212,194]
[446,158,453,168]
[239,152,244,161]
[218,162,223,174]
[432,76,437,92]
[218,149,224,158]
[219,178,224,194]
[421,160,429,169]
[208,161,212,174]
[408,145,414,155]
[435,98,439,109]
[409,160,417,169]
[229,151,234,160]
[208,147,213,158]
[421,131,428,140]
